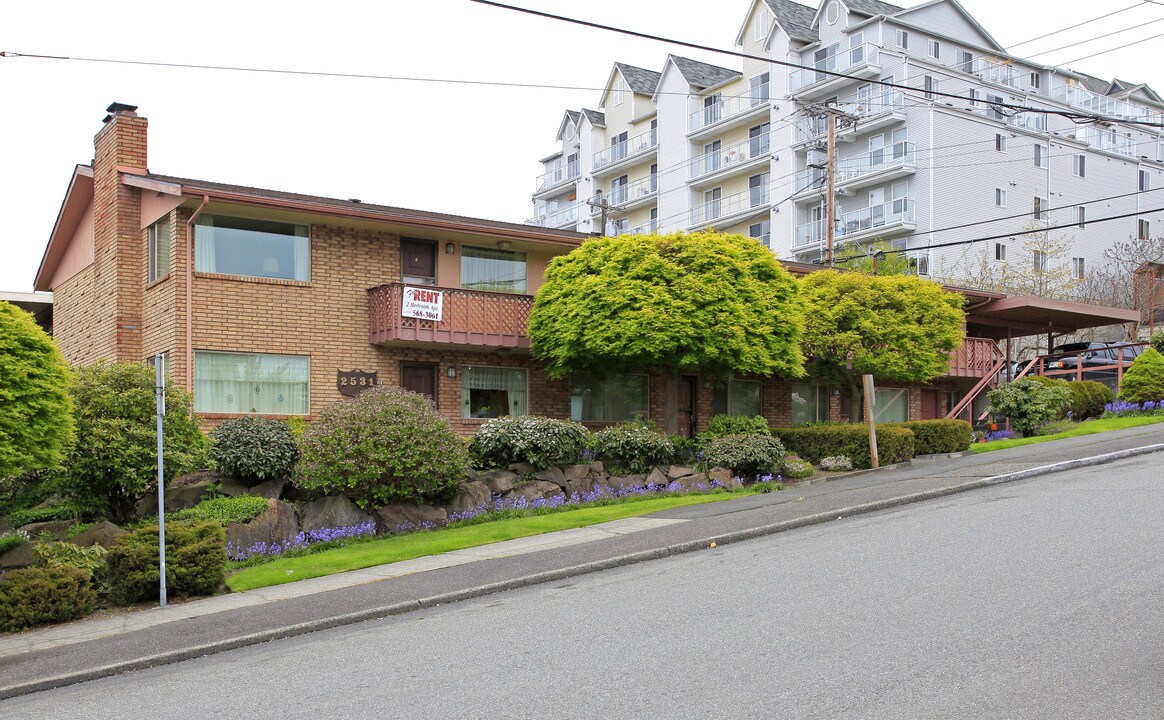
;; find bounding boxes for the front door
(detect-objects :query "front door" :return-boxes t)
[401,239,436,285]
[678,375,697,438]
[920,390,939,420]
[401,363,438,404]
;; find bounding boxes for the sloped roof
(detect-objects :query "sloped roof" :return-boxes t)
[614,63,662,94]
[669,55,741,90]
[845,0,903,16]
[762,0,818,43]
[1075,73,1113,95]
[581,108,605,127]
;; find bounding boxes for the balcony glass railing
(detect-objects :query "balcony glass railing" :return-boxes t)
[592,127,659,171]
[627,219,659,235]
[1051,85,1164,126]
[794,198,915,247]
[689,131,771,179]
[794,91,905,143]
[1006,112,1047,133]
[535,162,580,192]
[590,175,659,211]
[526,204,578,228]
[1081,126,1136,157]
[688,84,771,132]
[968,57,1019,88]
[690,185,770,226]
[788,44,879,92]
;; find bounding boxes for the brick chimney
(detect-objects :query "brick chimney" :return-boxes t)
[90,102,147,362]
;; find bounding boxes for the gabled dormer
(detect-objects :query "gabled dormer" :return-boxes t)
[889,0,1004,53]
[598,62,661,128]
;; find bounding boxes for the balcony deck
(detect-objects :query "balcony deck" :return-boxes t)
[947,337,1003,378]
[368,283,532,349]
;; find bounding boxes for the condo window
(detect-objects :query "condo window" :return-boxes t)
[570,373,648,422]
[995,242,1007,262]
[1074,206,1086,228]
[923,76,937,100]
[754,9,768,41]
[791,383,829,425]
[148,219,171,282]
[1034,144,1047,168]
[750,72,771,107]
[895,30,908,49]
[194,351,309,415]
[928,40,940,59]
[995,133,1006,152]
[1140,219,1151,241]
[1033,249,1048,271]
[461,246,527,294]
[1072,257,1085,279]
[749,220,771,248]
[1034,196,1048,221]
[873,388,908,423]
[712,378,761,418]
[1140,170,1151,192]
[1030,72,1041,91]
[613,80,624,106]
[995,188,1007,207]
[194,215,310,281]
[462,366,527,419]
[1073,154,1086,177]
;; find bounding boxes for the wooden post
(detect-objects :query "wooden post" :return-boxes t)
[863,374,879,469]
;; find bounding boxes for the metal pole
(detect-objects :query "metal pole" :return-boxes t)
[825,108,837,268]
[155,354,167,608]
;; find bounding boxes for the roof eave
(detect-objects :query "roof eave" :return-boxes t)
[35,165,94,292]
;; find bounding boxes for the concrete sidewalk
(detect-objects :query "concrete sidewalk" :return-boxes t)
[3,424,1163,699]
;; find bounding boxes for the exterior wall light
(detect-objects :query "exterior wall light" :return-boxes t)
[445,242,456,255]
[447,366,457,378]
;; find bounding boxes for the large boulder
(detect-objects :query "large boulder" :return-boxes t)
[71,520,128,549]
[18,520,73,540]
[373,504,448,534]
[480,469,519,495]
[226,499,299,556]
[250,478,287,500]
[449,481,491,516]
[565,475,597,498]
[667,465,694,480]
[0,542,36,569]
[535,466,567,489]
[673,472,711,491]
[503,480,564,505]
[507,462,537,477]
[709,467,735,488]
[301,495,373,533]
[646,467,669,487]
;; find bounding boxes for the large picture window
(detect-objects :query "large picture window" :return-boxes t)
[791,383,830,425]
[194,351,309,415]
[462,366,527,418]
[461,246,527,294]
[194,215,310,281]
[571,373,648,422]
[712,378,762,417]
[873,387,908,423]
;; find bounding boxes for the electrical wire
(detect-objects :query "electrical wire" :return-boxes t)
[1006,2,1150,49]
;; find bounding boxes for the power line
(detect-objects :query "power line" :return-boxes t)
[468,0,1164,128]
[1024,16,1164,58]
[1059,29,1164,65]
[1006,2,1149,49]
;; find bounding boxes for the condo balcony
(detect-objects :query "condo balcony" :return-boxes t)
[792,142,916,201]
[963,57,1020,89]
[793,198,916,248]
[946,337,1004,379]
[626,218,659,235]
[688,131,771,185]
[793,91,906,145]
[688,84,771,138]
[1051,85,1164,127]
[592,127,658,176]
[788,44,879,100]
[1005,111,1047,133]
[533,163,580,198]
[689,185,770,229]
[524,203,578,230]
[368,282,531,349]
[590,174,659,213]
[1079,126,1137,158]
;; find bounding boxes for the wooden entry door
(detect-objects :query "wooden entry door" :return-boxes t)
[401,239,437,285]
[401,363,438,404]
[920,390,939,420]
[677,375,697,438]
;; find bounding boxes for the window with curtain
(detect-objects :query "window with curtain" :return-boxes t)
[873,387,908,423]
[461,246,527,293]
[791,383,830,425]
[194,351,309,414]
[571,373,648,422]
[148,219,170,282]
[712,379,762,417]
[462,366,527,418]
[194,214,310,281]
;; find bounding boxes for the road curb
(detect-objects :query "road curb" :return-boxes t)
[5,442,1163,700]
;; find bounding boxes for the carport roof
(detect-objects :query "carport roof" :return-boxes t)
[965,295,1140,339]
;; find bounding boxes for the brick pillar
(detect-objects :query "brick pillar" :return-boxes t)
[91,103,147,362]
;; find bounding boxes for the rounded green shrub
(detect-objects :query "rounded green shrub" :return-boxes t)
[1119,348,1164,403]
[1027,375,1073,418]
[0,301,75,481]
[106,520,226,605]
[56,362,208,523]
[0,567,95,632]
[1151,332,1164,355]
[774,424,914,469]
[591,423,676,475]
[212,417,299,485]
[781,455,814,479]
[169,495,269,525]
[1067,380,1113,420]
[699,414,771,442]
[987,377,1071,436]
[294,386,468,508]
[469,416,591,470]
[702,434,786,481]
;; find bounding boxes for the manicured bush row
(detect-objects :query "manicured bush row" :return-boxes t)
[212,417,299,485]
[698,414,771,441]
[105,520,226,605]
[0,567,95,632]
[469,415,591,470]
[1066,381,1113,420]
[702,434,786,479]
[882,419,972,455]
[774,424,914,469]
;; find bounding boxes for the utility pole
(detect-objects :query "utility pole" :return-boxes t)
[586,193,623,236]
[803,103,858,267]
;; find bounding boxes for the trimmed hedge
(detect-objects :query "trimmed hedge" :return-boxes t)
[882,419,972,455]
[0,567,95,632]
[774,424,915,469]
[469,416,591,470]
[212,417,300,485]
[1067,380,1113,420]
[698,414,771,442]
[106,520,226,605]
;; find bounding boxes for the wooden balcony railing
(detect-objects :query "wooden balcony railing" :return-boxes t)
[367,282,533,349]
[946,336,1004,378]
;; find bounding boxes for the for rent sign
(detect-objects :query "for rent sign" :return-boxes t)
[402,286,444,321]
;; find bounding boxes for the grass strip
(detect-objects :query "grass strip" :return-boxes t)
[972,415,1164,453]
[226,492,744,592]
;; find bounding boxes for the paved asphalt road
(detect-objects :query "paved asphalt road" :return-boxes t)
[4,453,1162,719]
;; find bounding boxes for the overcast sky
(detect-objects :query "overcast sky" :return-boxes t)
[2,0,1163,291]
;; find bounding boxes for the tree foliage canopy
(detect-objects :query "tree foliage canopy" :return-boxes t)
[529,231,805,380]
[0,301,74,479]
[800,270,966,384]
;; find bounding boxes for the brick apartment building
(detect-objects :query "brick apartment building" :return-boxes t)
[33,104,1132,434]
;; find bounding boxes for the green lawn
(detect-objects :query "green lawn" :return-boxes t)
[971,415,1164,453]
[226,492,748,592]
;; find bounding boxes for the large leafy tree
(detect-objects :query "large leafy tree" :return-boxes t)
[800,270,966,419]
[529,230,805,434]
[0,301,74,479]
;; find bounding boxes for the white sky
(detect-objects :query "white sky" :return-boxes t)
[2,0,1163,291]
